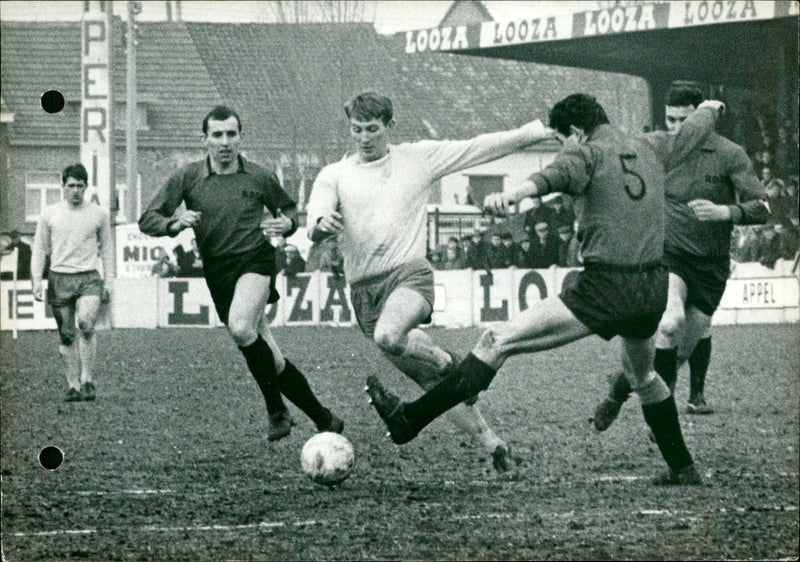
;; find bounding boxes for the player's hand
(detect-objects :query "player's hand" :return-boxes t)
[698,100,726,116]
[172,210,202,233]
[688,199,731,222]
[32,280,43,302]
[316,211,344,236]
[261,209,292,237]
[521,119,555,142]
[483,192,516,216]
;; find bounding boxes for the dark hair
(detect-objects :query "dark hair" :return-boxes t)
[202,105,242,135]
[344,92,393,125]
[665,84,704,108]
[548,94,609,137]
[500,232,513,240]
[61,163,88,185]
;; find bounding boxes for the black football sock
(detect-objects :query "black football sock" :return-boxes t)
[239,336,286,416]
[689,337,712,397]
[404,353,497,432]
[279,360,330,427]
[654,347,678,394]
[641,396,694,471]
[610,370,632,403]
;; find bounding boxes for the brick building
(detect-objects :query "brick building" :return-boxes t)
[0,19,649,236]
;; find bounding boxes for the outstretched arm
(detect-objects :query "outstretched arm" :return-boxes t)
[427,120,554,180]
[666,100,726,170]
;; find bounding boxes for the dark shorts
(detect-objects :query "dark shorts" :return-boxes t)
[47,270,104,307]
[663,246,729,316]
[47,270,104,345]
[203,243,279,325]
[559,262,668,341]
[350,259,435,338]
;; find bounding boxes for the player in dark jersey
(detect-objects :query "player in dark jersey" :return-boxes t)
[593,85,768,431]
[139,105,343,442]
[365,94,724,485]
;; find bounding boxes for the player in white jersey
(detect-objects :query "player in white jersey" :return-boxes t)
[306,92,552,471]
[31,164,113,402]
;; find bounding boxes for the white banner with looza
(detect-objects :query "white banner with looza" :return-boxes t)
[2,261,797,332]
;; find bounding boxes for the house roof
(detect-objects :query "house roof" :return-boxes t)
[1,20,649,156]
[0,21,222,147]
[439,0,494,27]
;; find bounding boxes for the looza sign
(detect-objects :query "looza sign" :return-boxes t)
[3,262,797,332]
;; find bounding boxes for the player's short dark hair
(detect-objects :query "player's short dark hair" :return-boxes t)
[344,92,393,125]
[665,84,704,108]
[500,232,513,240]
[548,94,609,137]
[61,163,88,185]
[202,105,242,135]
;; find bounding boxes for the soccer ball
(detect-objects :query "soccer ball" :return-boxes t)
[300,432,355,486]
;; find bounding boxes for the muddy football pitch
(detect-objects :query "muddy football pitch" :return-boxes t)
[1,324,797,560]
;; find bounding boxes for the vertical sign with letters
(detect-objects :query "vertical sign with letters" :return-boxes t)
[80,1,114,210]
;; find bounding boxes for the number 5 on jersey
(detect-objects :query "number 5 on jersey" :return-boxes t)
[619,153,646,200]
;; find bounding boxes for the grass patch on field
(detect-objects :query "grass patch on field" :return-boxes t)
[1,325,798,560]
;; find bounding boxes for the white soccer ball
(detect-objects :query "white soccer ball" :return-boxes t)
[300,432,355,486]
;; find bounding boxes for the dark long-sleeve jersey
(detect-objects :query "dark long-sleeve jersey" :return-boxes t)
[528,125,666,266]
[138,156,297,260]
[526,106,720,266]
[645,130,767,259]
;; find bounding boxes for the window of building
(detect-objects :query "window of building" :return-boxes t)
[25,172,62,222]
[465,174,505,208]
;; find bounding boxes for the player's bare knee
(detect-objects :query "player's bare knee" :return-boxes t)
[658,311,684,341]
[373,327,404,356]
[228,321,257,348]
[77,318,95,338]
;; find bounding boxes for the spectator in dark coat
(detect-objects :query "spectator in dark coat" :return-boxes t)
[500,232,516,267]
[466,230,489,270]
[487,232,512,269]
[280,244,307,276]
[1,230,33,280]
[523,197,554,239]
[556,224,581,267]
[546,194,576,231]
[513,238,533,268]
[528,221,559,269]
[176,238,204,277]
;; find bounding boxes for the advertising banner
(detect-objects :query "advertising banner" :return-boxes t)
[3,262,798,332]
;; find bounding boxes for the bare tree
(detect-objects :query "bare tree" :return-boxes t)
[264,1,313,23]
[315,0,373,23]
[255,1,374,24]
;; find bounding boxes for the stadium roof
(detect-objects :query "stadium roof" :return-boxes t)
[400,1,799,84]
[1,20,650,157]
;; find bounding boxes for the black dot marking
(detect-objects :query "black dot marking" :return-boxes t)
[38,446,64,470]
[41,90,65,114]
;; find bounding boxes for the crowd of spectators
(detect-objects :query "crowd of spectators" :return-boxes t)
[148,234,348,280]
[150,239,204,278]
[430,195,583,272]
[735,112,799,269]
[428,149,798,274]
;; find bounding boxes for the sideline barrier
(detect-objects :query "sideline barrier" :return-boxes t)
[2,261,798,333]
